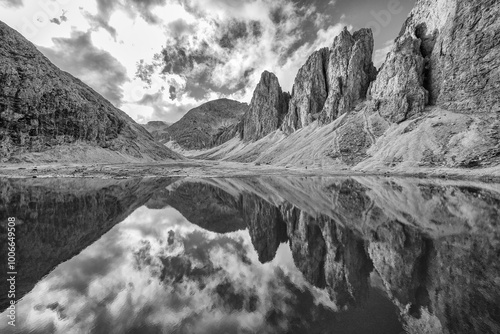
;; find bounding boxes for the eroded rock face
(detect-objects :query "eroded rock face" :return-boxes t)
[372,0,500,123]
[243,71,290,142]
[0,21,180,162]
[281,48,330,133]
[320,28,377,124]
[370,35,429,123]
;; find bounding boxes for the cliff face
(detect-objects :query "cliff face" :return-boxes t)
[158,98,248,150]
[282,28,376,132]
[282,48,330,133]
[399,0,500,113]
[371,0,500,123]
[320,28,377,124]
[242,71,290,142]
[0,21,181,163]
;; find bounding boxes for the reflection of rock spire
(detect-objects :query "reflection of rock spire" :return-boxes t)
[243,194,288,263]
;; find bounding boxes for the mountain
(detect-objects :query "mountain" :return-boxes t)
[0,21,182,163]
[194,0,500,173]
[157,98,248,150]
[142,121,172,140]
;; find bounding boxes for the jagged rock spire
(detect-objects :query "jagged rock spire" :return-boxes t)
[242,71,289,142]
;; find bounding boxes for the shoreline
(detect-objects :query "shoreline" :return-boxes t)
[1,160,500,183]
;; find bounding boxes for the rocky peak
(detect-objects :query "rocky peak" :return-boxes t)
[281,48,330,133]
[243,71,290,142]
[319,27,377,124]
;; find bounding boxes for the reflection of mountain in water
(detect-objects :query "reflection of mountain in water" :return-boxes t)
[148,177,500,334]
[0,176,499,333]
[0,177,176,311]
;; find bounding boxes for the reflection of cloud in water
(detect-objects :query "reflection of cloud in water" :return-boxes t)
[5,206,336,334]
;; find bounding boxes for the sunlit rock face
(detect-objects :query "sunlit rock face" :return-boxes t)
[242,71,290,142]
[0,21,180,162]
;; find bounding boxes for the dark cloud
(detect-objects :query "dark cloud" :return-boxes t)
[0,0,23,8]
[50,11,68,26]
[169,86,176,100]
[38,30,128,106]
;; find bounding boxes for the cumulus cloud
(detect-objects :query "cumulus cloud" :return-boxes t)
[0,0,23,8]
[38,30,128,106]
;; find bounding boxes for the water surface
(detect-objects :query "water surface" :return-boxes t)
[0,176,499,334]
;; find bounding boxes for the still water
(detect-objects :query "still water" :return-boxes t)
[0,176,499,334]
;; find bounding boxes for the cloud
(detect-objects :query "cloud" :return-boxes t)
[50,10,68,25]
[133,0,345,107]
[38,30,128,106]
[0,0,23,8]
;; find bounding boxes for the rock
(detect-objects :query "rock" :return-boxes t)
[369,34,429,123]
[320,28,377,124]
[0,20,180,162]
[157,98,248,150]
[281,48,330,133]
[243,71,290,142]
[372,0,500,121]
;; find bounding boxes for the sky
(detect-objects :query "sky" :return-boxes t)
[0,0,415,123]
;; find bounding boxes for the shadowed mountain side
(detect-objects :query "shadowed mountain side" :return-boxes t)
[0,21,181,163]
[0,177,176,311]
[160,176,500,334]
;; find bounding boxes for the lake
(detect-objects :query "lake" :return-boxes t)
[0,176,499,334]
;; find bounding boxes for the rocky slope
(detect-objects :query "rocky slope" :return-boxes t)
[158,98,248,150]
[193,0,500,174]
[0,21,181,163]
